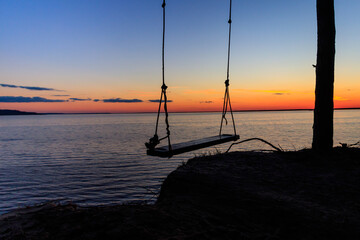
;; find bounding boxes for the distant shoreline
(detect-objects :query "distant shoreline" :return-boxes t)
[0,109,39,116]
[1,107,359,115]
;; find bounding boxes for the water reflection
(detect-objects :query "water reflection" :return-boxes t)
[0,110,359,214]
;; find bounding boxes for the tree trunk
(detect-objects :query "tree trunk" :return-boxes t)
[312,0,336,152]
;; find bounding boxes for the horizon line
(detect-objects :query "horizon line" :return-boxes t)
[37,107,360,115]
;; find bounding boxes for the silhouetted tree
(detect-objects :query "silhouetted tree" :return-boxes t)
[312,0,336,151]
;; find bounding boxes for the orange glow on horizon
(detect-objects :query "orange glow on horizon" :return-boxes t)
[2,95,360,113]
[2,80,359,113]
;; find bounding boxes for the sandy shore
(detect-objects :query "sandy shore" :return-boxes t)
[1,148,360,239]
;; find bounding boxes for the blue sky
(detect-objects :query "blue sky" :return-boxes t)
[0,0,359,112]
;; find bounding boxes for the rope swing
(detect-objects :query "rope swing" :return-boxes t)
[145,0,172,152]
[146,0,239,158]
[220,0,237,137]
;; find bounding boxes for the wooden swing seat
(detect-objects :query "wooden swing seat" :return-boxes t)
[147,134,239,158]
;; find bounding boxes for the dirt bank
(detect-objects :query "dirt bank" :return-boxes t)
[1,148,359,239]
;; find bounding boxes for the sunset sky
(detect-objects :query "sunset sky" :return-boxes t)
[1,0,359,113]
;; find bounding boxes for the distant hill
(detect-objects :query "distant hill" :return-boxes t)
[0,109,39,115]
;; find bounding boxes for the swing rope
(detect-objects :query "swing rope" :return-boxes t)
[220,0,237,137]
[146,0,237,154]
[145,0,172,152]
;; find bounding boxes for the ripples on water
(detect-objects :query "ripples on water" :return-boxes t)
[0,110,359,214]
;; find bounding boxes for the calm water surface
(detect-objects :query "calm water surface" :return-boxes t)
[0,110,359,214]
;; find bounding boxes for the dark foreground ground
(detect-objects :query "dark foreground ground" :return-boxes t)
[1,148,360,239]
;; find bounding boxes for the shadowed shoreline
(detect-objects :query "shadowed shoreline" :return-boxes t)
[1,148,360,239]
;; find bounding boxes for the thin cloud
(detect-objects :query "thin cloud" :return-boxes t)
[0,83,62,91]
[273,93,285,96]
[148,99,173,103]
[200,101,213,104]
[69,98,92,102]
[94,98,143,103]
[0,96,66,103]
[0,84,18,88]
[334,96,348,101]
[52,94,70,97]
[21,86,57,91]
